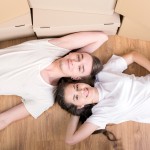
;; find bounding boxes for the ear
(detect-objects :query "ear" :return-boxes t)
[77,105,84,109]
[71,76,82,80]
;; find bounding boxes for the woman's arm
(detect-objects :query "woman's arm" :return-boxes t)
[48,32,108,53]
[122,51,150,72]
[65,115,99,145]
[0,103,30,130]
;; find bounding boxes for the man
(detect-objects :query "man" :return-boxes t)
[0,32,108,130]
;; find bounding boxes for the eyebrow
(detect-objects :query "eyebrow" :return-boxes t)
[73,84,75,101]
[81,53,83,59]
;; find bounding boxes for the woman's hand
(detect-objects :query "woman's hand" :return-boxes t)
[0,118,10,131]
[65,115,99,145]
[123,50,150,72]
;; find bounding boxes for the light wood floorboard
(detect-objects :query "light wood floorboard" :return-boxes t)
[0,35,150,150]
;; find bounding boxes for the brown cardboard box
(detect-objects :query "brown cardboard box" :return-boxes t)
[0,0,29,23]
[0,0,34,41]
[118,17,150,41]
[115,0,150,29]
[33,9,120,38]
[28,0,117,15]
[0,13,34,41]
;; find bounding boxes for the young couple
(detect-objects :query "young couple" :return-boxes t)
[0,31,108,130]
[55,50,150,147]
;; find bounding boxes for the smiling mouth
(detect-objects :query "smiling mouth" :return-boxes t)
[67,59,72,70]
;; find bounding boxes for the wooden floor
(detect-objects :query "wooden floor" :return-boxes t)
[0,35,150,150]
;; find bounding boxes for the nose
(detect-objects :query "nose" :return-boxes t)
[78,88,85,97]
[69,58,79,65]
[72,59,81,67]
[69,59,80,70]
[68,59,75,69]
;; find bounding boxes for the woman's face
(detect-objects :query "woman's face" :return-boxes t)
[59,52,93,79]
[64,83,97,108]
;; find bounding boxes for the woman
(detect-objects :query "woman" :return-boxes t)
[55,50,150,146]
[0,31,108,130]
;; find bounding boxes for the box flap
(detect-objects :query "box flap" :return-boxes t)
[33,9,120,28]
[0,13,32,28]
[115,0,150,28]
[29,0,116,15]
[0,25,34,41]
[34,26,118,37]
[0,0,30,24]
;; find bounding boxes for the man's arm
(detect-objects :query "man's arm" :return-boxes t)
[48,32,108,53]
[0,103,30,130]
[122,50,150,72]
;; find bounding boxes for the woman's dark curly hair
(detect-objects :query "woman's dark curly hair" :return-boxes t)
[55,77,95,116]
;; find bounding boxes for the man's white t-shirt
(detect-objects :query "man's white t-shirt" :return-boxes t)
[0,39,70,118]
[86,55,150,129]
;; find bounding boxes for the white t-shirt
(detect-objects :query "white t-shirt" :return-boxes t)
[86,55,150,129]
[0,39,70,118]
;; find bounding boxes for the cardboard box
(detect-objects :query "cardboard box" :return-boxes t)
[0,13,34,41]
[115,0,150,29]
[33,9,120,37]
[0,0,30,23]
[118,17,150,41]
[28,0,117,15]
[0,0,34,41]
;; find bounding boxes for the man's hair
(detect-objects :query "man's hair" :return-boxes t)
[90,55,103,77]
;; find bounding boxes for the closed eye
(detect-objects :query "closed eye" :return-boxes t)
[78,66,84,73]
[77,54,83,62]
[77,54,80,61]
[76,95,78,100]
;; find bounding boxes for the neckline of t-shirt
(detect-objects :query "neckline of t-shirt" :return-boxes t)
[39,71,56,88]
[39,62,56,88]
[46,39,69,52]
[95,83,104,101]
[38,39,69,87]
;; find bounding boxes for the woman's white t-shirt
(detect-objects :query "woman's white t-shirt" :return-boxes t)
[0,39,70,118]
[86,55,150,129]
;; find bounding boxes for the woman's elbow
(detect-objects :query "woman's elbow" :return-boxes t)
[130,50,139,60]
[131,50,138,55]
[65,138,77,145]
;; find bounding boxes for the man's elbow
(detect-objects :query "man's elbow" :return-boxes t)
[99,33,108,42]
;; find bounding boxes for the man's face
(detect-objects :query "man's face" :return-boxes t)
[59,52,93,78]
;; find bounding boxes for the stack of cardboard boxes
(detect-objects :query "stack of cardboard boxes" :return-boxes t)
[28,0,120,37]
[0,0,120,41]
[115,0,150,41]
[1,0,150,42]
[0,0,34,41]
